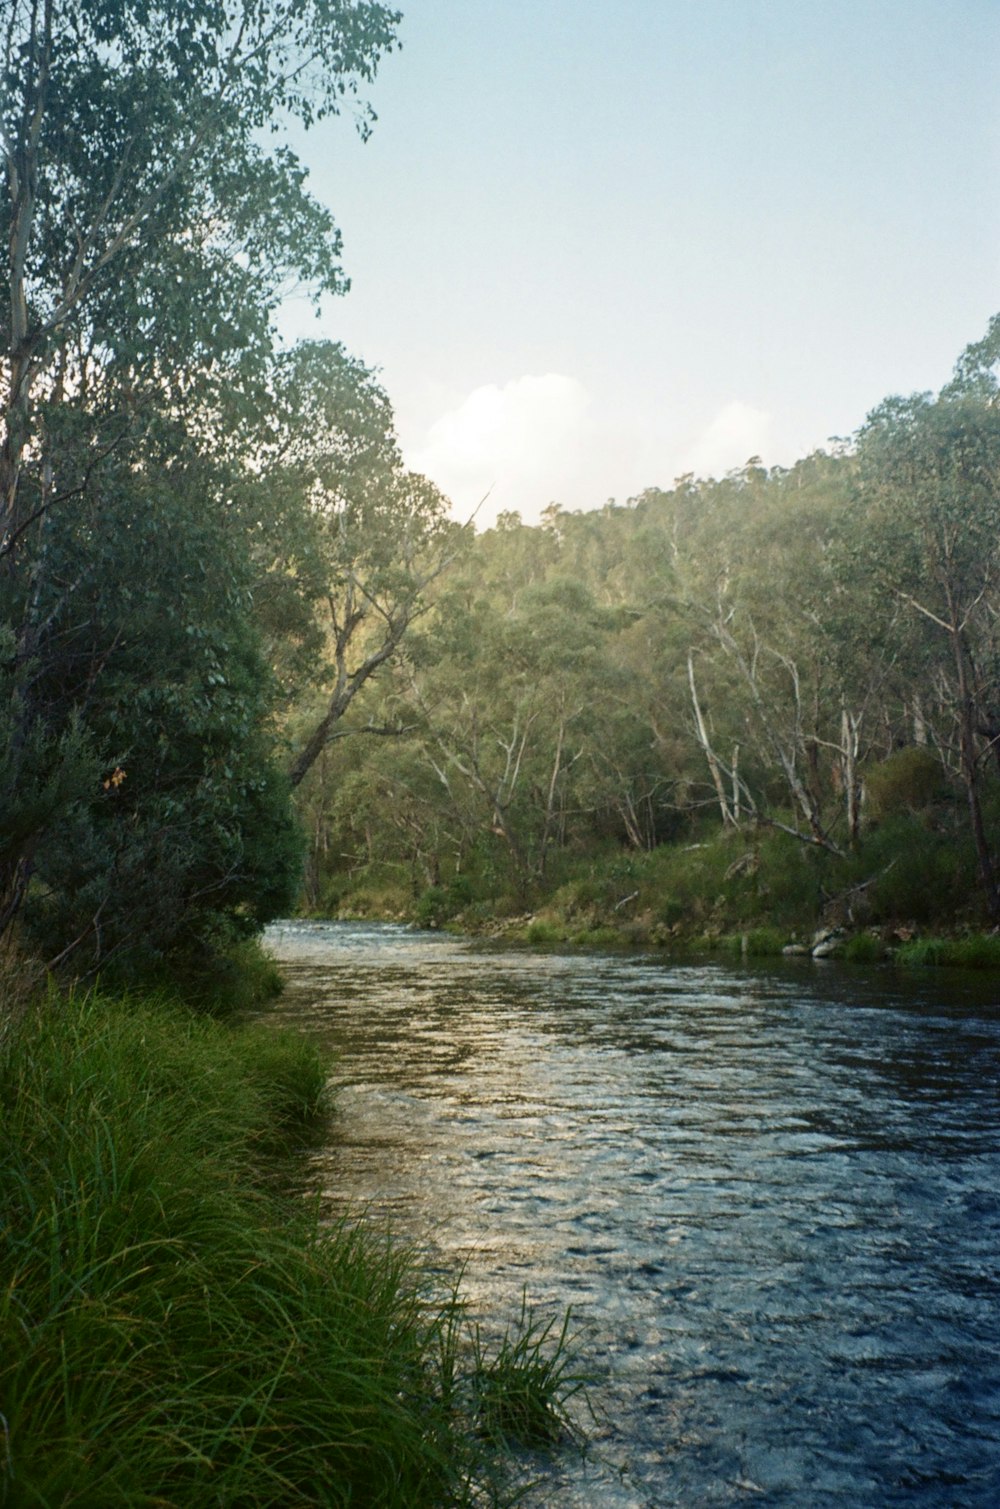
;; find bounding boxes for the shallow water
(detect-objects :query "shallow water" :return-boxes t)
[264,920,1000,1507]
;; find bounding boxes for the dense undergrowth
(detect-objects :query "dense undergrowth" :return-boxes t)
[312,799,1000,967]
[0,985,584,1507]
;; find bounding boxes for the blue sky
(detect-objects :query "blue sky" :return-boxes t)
[278,0,1000,527]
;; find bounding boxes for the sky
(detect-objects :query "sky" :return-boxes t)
[276,0,1000,529]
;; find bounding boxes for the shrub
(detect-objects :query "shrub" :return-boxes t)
[857,816,971,924]
[525,918,564,944]
[415,875,476,928]
[842,932,885,963]
[743,926,787,957]
[864,745,946,819]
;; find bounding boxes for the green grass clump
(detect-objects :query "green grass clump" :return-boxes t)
[733,926,787,957]
[525,917,565,944]
[469,1295,590,1449]
[0,991,580,1506]
[570,925,625,949]
[842,932,885,963]
[895,933,1000,969]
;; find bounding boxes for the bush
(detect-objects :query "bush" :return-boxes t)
[864,745,946,819]
[415,875,475,928]
[842,932,885,963]
[743,926,787,957]
[855,816,972,924]
[525,917,565,944]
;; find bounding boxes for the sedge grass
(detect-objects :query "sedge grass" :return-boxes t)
[468,1294,592,1450]
[894,933,1000,969]
[0,991,583,1506]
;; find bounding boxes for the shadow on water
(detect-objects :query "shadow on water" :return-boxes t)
[263,920,1000,1508]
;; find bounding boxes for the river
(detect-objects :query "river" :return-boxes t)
[263,919,1000,1508]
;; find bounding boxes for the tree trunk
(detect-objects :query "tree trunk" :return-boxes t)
[951,624,1000,921]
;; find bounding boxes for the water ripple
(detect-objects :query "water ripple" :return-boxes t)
[263,921,1000,1507]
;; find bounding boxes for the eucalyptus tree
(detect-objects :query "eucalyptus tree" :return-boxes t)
[852,389,1000,920]
[0,0,401,956]
[247,340,462,790]
[401,574,621,887]
[2,0,400,552]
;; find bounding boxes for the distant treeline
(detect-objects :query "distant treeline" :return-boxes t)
[294,322,1000,941]
[5,0,1000,983]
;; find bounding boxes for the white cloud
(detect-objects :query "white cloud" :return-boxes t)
[404,373,590,527]
[679,400,775,480]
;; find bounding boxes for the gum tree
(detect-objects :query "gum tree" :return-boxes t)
[0,0,401,956]
[245,340,462,791]
[853,388,1000,921]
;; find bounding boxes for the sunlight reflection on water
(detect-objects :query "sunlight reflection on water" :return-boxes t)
[263,920,1000,1507]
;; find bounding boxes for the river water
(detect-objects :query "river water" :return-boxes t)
[264,920,1000,1508]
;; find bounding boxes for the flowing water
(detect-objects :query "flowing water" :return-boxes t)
[264,920,1000,1507]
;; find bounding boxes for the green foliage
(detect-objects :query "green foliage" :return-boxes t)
[415,876,475,928]
[842,932,885,963]
[742,926,788,957]
[469,1295,590,1448]
[894,934,1000,969]
[864,746,946,819]
[145,937,288,1018]
[849,815,972,925]
[1,0,408,978]
[6,446,304,981]
[525,918,565,945]
[291,317,1000,951]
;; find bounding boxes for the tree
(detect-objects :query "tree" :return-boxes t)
[250,342,462,790]
[1,0,401,961]
[853,390,1000,920]
[2,0,400,553]
[11,421,303,978]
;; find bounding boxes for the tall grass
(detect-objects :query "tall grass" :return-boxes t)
[0,992,581,1506]
[469,1294,590,1449]
[894,933,1000,969]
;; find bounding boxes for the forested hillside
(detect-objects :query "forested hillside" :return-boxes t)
[293,326,1000,953]
[4,0,1000,978]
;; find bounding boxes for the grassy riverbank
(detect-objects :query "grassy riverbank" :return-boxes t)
[313,810,1000,967]
[0,983,582,1506]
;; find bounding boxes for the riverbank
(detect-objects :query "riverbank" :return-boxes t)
[311,816,1000,969]
[0,979,581,1506]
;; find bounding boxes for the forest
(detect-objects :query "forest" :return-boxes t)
[294,331,1000,962]
[2,0,1000,1499]
[2,1,1000,985]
